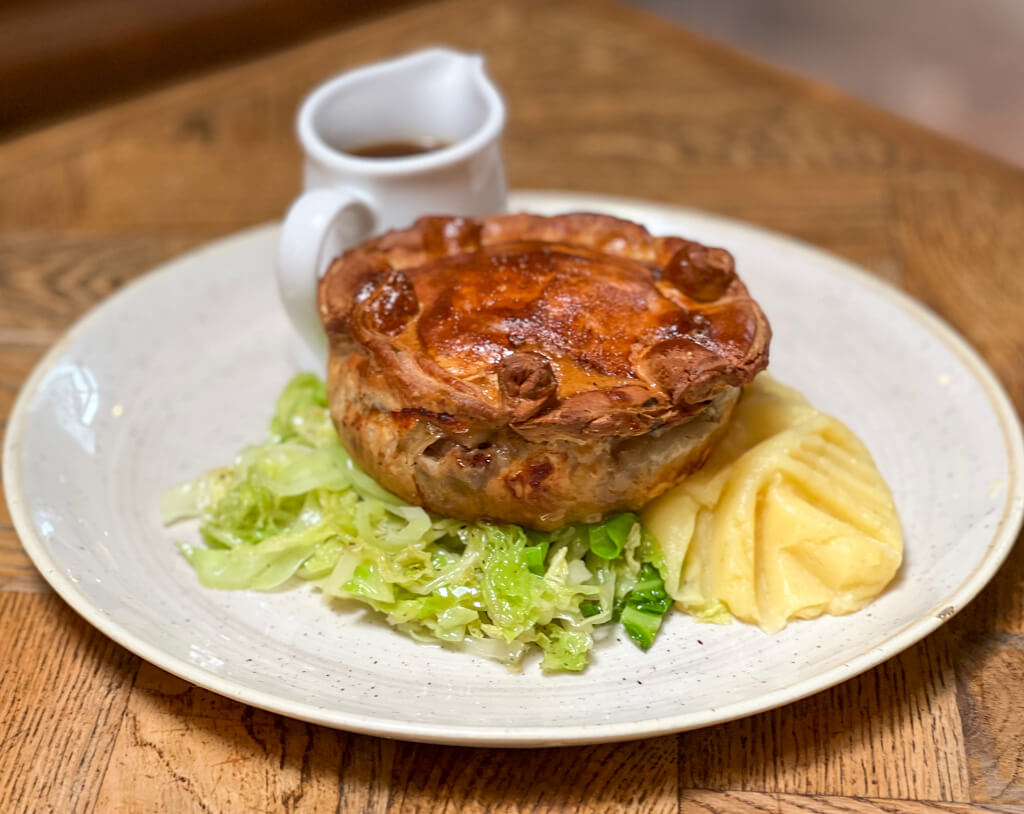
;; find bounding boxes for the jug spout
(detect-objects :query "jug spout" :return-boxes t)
[391,47,503,118]
[443,49,486,77]
[346,46,504,161]
[404,46,485,74]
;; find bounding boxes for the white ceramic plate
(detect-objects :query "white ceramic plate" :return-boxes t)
[5,191,1022,746]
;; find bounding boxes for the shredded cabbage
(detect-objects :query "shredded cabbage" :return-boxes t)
[163,374,672,672]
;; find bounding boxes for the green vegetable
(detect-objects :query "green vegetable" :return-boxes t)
[537,624,592,672]
[579,599,602,618]
[523,540,550,575]
[588,512,638,559]
[163,374,673,672]
[618,563,672,650]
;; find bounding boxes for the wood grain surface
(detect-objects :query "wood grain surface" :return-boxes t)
[1,0,1022,811]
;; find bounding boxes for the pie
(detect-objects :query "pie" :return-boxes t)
[318,212,771,529]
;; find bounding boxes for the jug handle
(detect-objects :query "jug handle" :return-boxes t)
[276,188,374,367]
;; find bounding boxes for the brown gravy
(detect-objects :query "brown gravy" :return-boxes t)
[346,138,451,158]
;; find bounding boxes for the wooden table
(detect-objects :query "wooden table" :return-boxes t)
[1,1,1022,811]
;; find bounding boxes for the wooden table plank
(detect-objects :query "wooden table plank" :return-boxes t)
[678,629,969,800]
[0,234,205,333]
[890,171,1024,411]
[97,662,678,813]
[96,664,397,814]
[0,529,46,593]
[954,633,1024,804]
[0,592,138,814]
[1,0,1023,810]
[678,789,1014,813]
[962,546,1024,635]
[385,738,677,813]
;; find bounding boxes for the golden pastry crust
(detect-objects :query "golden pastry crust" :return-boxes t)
[319,212,771,529]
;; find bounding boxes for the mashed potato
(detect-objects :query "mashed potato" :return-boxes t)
[642,375,903,633]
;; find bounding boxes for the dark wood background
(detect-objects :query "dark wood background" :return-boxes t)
[0,0,412,135]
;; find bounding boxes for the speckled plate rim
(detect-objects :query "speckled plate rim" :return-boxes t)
[4,190,1023,747]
